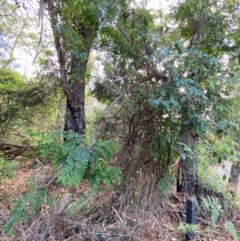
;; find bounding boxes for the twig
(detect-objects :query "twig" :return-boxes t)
[45,175,57,188]
[35,158,45,169]
[121,212,137,222]
[115,21,131,43]
[93,71,168,140]
[0,0,7,8]
[53,189,75,216]
[112,206,124,224]
[33,0,46,64]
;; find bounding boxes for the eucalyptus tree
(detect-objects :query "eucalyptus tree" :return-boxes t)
[44,0,127,134]
[0,0,38,71]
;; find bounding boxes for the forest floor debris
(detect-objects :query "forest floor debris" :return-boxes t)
[0,159,239,241]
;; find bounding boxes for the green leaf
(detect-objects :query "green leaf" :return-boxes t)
[224,221,239,241]
[157,175,173,198]
[222,174,227,181]
[160,48,169,61]
[232,52,239,57]
[181,152,186,160]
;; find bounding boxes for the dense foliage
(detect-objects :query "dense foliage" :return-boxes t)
[91,0,240,195]
[0,67,58,142]
[36,131,121,188]
[1,0,240,239]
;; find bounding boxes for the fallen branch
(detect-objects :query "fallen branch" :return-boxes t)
[38,187,76,240]
[53,188,76,216]
[112,206,124,224]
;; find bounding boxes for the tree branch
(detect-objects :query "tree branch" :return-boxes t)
[94,71,168,137]
[3,10,29,68]
[0,0,7,8]
[47,0,70,100]
[115,21,131,43]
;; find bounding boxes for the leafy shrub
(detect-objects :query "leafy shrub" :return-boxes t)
[0,156,18,182]
[4,188,53,237]
[36,131,121,188]
[157,173,173,198]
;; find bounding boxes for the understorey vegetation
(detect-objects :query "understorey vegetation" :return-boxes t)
[1,0,240,240]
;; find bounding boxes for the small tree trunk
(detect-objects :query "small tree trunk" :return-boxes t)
[229,134,240,184]
[63,51,88,134]
[229,164,240,183]
[178,130,198,194]
[179,156,198,194]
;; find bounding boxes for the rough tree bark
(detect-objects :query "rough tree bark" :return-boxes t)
[229,134,240,184]
[48,0,98,134]
[63,55,86,134]
[229,86,240,184]
[177,132,198,194]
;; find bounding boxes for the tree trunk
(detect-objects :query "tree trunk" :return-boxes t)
[179,158,198,194]
[64,81,85,134]
[48,0,98,134]
[229,164,240,183]
[177,129,198,194]
[229,134,240,184]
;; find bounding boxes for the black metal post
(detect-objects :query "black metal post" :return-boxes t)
[176,157,182,193]
[186,197,196,241]
[176,177,182,192]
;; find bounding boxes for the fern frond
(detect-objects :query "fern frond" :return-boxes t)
[178,222,199,233]
[38,131,121,188]
[92,140,120,161]
[58,147,90,187]
[4,188,53,237]
[200,196,223,226]
[64,190,97,216]
[224,221,239,241]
